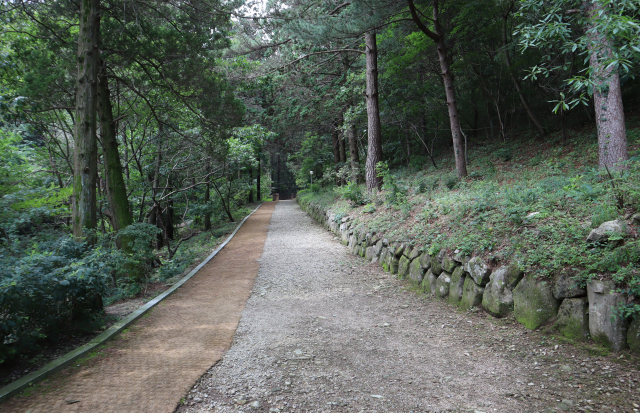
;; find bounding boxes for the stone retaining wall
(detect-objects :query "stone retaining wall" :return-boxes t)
[298,198,637,353]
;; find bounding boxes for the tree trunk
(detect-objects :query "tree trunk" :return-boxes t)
[248,165,254,203]
[150,132,163,249]
[365,31,383,191]
[434,26,467,178]
[408,0,467,178]
[72,0,100,241]
[204,175,211,231]
[97,62,132,235]
[586,1,628,170]
[257,156,261,201]
[332,121,341,165]
[346,115,361,183]
[502,9,546,137]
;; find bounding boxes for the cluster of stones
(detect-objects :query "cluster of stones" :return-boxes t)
[299,200,640,353]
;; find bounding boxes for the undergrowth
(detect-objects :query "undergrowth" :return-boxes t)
[299,119,640,316]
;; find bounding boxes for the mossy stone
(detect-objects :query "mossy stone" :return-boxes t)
[408,258,425,284]
[513,274,560,330]
[419,253,431,270]
[398,256,411,279]
[442,255,457,273]
[421,269,437,295]
[431,252,443,275]
[448,266,465,305]
[554,298,589,341]
[390,257,399,274]
[627,317,640,354]
[435,272,451,299]
[481,265,515,317]
[461,277,484,309]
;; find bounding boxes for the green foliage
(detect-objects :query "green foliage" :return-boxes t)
[376,162,408,205]
[334,182,367,206]
[444,174,459,190]
[591,205,619,228]
[0,238,110,363]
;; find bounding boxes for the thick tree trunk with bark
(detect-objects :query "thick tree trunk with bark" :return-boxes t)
[586,1,628,170]
[72,0,100,241]
[98,63,132,235]
[365,31,383,191]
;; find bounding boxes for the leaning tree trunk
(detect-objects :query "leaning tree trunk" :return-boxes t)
[586,1,628,170]
[364,31,383,191]
[98,63,132,236]
[72,0,100,241]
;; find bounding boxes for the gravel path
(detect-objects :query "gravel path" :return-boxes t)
[178,200,639,413]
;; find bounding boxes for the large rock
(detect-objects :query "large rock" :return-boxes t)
[373,240,383,256]
[513,274,560,330]
[461,277,484,309]
[394,243,405,258]
[419,253,431,270]
[448,266,466,305]
[481,264,523,317]
[379,247,389,270]
[553,273,586,299]
[442,255,457,273]
[365,246,377,262]
[587,280,628,351]
[587,219,626,243]
[409,248,421,260]
[398,256,411,279]
[389,256,399,274]
[464,257,491,287]
[421,269,437,295]
[627,317,640,354]
[554,298,589,341]
[431,251,443,275]
[435,272,451,299]
[408,258,425,284]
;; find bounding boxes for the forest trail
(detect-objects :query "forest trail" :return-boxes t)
[0,202,277,413]
[177,200,639,413]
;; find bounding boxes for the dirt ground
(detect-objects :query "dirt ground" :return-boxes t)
[0,202,276,413]
[177,200,640,413]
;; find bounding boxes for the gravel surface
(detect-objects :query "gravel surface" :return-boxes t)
[177,200,640,413]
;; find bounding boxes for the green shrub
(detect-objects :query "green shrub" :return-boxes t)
[334,182,367,206]
[0,240,110,363]
[444,174,459,190]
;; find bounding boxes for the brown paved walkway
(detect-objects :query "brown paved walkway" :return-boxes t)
[0,202,276,413]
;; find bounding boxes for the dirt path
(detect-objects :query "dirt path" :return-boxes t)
[0,202,276,413]
[178,200,640,413]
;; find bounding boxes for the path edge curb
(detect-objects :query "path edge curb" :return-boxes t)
[0,203,266,403]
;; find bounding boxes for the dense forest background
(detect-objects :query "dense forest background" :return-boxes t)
[1,0,639,368]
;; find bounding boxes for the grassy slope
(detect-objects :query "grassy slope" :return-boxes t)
[299,114,640,313]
